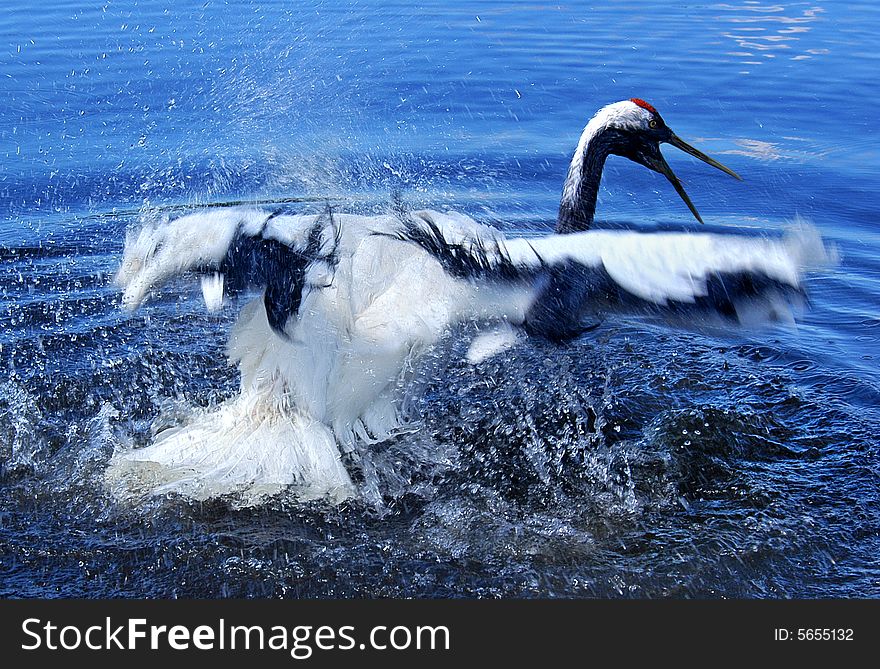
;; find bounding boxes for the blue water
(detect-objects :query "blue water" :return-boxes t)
[1,0,878,597]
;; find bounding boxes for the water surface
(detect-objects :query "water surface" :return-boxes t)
[1,0,878,598]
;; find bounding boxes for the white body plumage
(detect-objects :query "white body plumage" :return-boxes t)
[108,206,833,505]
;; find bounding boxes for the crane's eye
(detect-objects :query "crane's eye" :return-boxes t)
[649,119,658,129]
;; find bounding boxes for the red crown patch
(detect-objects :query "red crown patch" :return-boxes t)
[630,98,657,114]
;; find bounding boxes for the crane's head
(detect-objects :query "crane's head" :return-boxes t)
[601,98,742,223]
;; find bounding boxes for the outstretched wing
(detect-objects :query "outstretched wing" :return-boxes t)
[116,206,340,335]
[117,205,835,354]
[392,211,836,342]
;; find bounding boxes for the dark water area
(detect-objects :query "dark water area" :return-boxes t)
[0,1,878,598]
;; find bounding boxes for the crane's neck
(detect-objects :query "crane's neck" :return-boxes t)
[555,118,620,234]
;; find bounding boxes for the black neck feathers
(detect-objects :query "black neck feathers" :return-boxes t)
[555,126,626,234]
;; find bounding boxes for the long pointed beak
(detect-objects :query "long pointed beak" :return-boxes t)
[651,154,707,224]
[667,133,742,181]
[643,134,742,224]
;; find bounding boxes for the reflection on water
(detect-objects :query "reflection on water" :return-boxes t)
[715,2,826,64]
